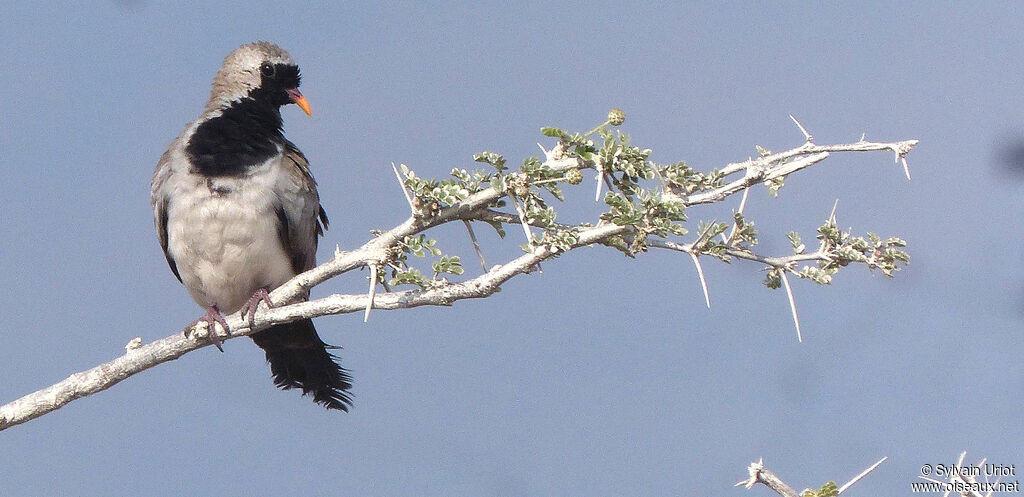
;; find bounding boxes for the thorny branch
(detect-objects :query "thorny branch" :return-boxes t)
[0,113,917,431]
[736,456,888,496]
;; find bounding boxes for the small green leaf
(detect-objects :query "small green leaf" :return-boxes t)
[541,127,568,138]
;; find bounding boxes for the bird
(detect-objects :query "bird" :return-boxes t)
[150,41,352,411]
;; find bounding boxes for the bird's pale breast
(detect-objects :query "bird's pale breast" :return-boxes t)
[166,158,296,314]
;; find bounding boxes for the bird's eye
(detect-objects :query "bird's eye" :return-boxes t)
[260,62,276,78]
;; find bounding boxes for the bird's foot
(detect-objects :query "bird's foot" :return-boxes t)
[239,287,274,329]
[185,305,229,352]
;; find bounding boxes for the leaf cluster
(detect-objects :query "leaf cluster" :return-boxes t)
[386,110,909,298]
[383,234,464,289]
[801,481,838,497]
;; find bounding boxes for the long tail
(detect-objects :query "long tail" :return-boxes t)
[250,319,353,411]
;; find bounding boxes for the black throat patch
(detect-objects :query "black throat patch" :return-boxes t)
[185,98,284,176]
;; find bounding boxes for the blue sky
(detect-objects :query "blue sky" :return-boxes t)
[0,2,1021,496]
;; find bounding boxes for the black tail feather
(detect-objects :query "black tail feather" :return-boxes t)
[250,319,353,411]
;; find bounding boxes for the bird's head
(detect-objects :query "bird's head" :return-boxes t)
[205,41,311,116]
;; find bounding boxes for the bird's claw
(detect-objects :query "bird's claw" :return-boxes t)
[239,287,274,329]
[185,305,229,352]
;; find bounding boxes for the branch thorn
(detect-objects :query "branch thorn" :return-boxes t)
[689,253,711,308]
[780,271,802,342]
[789,114,812,142]
[837,456,887,494]
[392,162,416,213]
[538,142,560,162]
[901,155,912,181]
[364,264,378,323]
[512,197,533,244]
[463,220,488,272]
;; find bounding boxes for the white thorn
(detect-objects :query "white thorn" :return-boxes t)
[594,170,604,202]
[364,264,378,323]
[513,198,533,244]
[830,199,839,226]
[860,132,866,142]
[780,271,802,342]
[901,156,912,181]
[689,253,711,308]
[789,114,812,142]
[837,456,887,494]
[392,162,415,212]
[538,142,557,162]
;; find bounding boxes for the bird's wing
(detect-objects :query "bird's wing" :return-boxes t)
[275,141,327,274]
[151,145,182,283]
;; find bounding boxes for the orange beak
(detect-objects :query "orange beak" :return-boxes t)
[286,88,312,116]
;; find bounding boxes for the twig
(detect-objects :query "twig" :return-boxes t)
[649,239,830,270]
[684,152,831,205]
[718,139,919,177]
